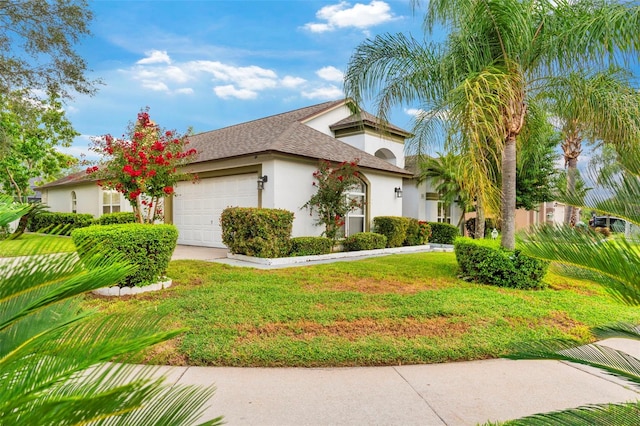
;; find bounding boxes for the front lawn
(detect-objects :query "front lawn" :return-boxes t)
[0,233,76,257]
[82,252,640,367]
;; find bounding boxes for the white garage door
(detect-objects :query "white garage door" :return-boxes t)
[173,174,258,247]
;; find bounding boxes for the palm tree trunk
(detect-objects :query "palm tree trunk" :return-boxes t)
[475,195,485,239]
[501,135,517,250]
[564,157,578,225]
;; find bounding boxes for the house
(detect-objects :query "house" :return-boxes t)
[40,100,416,248]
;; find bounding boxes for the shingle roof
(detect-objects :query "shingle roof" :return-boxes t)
[39,170,97,189]
[329,109,412,138]
[188,100,412,175]
[41,101,413,189]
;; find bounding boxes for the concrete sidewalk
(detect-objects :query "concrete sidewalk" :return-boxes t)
[156,337,640,425]
[168,246,640,424]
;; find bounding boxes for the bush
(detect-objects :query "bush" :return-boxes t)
[343,232,387,251]
[465,217,501,238]
[29,212,94,236]
[405,219,431,246]
[72,224,178,287]
[221,207,294,258]
[373,216,409,248]
[428,222,460,244]
[289,236,332,256]
[454,237,549,289]
[96,212,136,225]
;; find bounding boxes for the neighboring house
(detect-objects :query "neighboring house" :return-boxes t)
[401,156,465,232]
[40,100,413,248]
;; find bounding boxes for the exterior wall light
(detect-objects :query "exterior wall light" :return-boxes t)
[257,175,268,190]
[394,187,403,198]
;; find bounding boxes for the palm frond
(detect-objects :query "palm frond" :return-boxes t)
[0,207,220,424]
[494,400,640,425]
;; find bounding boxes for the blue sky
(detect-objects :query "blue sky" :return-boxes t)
[64,0,433,160]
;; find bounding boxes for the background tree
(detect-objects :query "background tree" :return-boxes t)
[0,92,78,202]
[90,110,196,223]
[0,0,97,99]
[344,0,640,250]
[543,68,640,225]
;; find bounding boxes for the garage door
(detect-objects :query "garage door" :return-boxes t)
[173,174,258,247]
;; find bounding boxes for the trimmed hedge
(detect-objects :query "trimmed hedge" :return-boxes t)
[29,212,94,236]
[428,222,460,244]
[405,219,431,246]
[454,237,549,290]
[290,236,332,256]
[221,207,294,258]
[343,232,387,251]
[96,212,136,225]
[373,216,409,248]
[72,224,178,287]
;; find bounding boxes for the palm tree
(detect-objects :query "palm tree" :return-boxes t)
[504,148,640,423]
[0,194,222,425]
[419,152,495,237]
[344,0,640,250]
[543,67,640,226]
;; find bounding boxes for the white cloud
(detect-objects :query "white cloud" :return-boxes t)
[214,85,258,100]
[175,88,194,95]
[316,66,343,82]
[281,75,307,88]
[304,1,395,33]
[188,61,278,91]
[141,80,170,92]
[301,85,344,100]
[137,50,172,65]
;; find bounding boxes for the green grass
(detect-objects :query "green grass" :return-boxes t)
[0,233,76,257]
[82,252,640,367]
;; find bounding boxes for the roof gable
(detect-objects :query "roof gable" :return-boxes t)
[188,100,411,175]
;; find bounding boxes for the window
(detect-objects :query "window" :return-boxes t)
[71,191,77,213]
[437,200,451,224]
[344,180,367,236]
[102,190,121,214]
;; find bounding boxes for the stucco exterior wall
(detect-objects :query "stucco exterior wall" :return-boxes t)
[303,104,352,136]
[41,184,132,217]
[261,158,403,238]
[338,133,405,168]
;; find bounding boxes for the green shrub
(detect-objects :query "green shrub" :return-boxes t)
[96,212,136,225]
[221,207,294,258]
[428,222,460,244]
[454,237,549,289]
[289,236,332,256]
[373,216,409,248]
[343,232,387,251]
[404,219,431,246]
[29,212,94,236]
[72,224,178,287]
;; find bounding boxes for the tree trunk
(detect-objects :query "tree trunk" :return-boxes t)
[501,135,517,250]
[474,195,485,239]
[564,156,578,226]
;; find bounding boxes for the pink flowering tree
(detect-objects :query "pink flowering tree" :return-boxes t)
[88,110,196,223]
[302,159,363,243]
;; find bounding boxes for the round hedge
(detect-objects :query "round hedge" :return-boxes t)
[72,224,178,287]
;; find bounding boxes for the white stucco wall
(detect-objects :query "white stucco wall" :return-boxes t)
[42,184,132,217]
[402,178,464,230]
[338,133,405,168]
[303,103,352,136]
[262,158,404,238]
